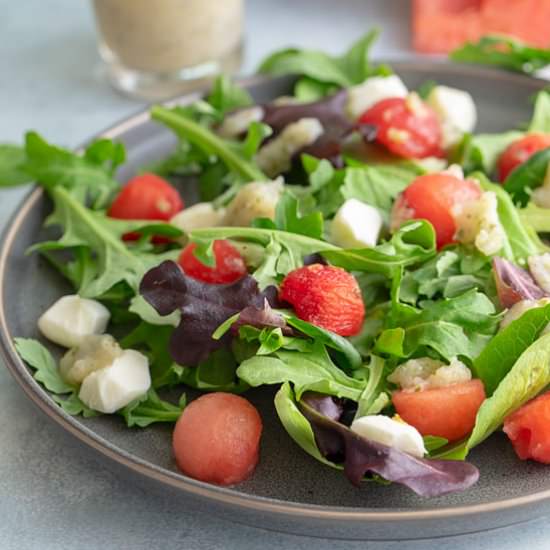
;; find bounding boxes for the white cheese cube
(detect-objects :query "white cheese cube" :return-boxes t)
[170,202,225,234]
[427,85,477,149]
[78,349,151,414]
[331,198,383,248]
[38,295,110,348]
[351,415,426,457]
[346,75,408,120]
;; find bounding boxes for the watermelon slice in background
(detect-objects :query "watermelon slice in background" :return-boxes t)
[413,0,550,54]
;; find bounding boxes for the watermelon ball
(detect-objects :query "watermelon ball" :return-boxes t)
[173,393,263,485]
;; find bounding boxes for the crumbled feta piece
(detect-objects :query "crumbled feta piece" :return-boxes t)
[38,295,110,348]
[330,198,383,248]
[500,298,550,330]
[59,334,122,386]
[531,165,550,208]
[350,415,426,457]
[170,202,225,234]
[346,75,408,120]
[256,118,324,177]
[528,254,550,293]
[427,85,477,148]
[415,157,448,173]
[217,106,265,138]
[78,349,151,414]
[452,191,505,256]
[223,179,283,227]
[388,357,471,392]
[442,164,464,180]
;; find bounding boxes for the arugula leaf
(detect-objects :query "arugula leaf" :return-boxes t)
[151,105,267,182]
[258,30,387,88]
[504,148,550,206]
[293,78,338,102]
[354,356,390,419]
[283,314,362,371]
[14,337,73,394]
[121,388,185,427]
[51,393,99,417]
[206,75,253,119]
[400,248,494,304]
[459,131,523,175]
[237,341,365,401]
[179,348,249,393]
[477,176,545,262]
[423,436,449,454]
[473,304,550,395]
[322,220,436,277]
[340,163,424,217]
[14,338,98,418]
[450,35,550,74]
[33,186,181,298]
[377,289,499,362]
[448,332,550,460]
[529,90,550,133]
[274,382,337,467]
[273,191,324,240]
[190,226,338,288]
[0,144,29,186]
[24,132,123,208]
[519,202,550,233]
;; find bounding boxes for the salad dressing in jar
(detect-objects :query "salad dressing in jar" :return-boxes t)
[92,0,244,100]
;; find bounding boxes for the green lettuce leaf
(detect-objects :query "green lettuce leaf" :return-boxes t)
[321,220,436,277]
[258,30,387,88]
[121,388,185,427]
[237,341,365,401]
[529,90,550,133]
[31,186,182,298]
[473,304,550,395]
[450,35,550,74]
[0,144,29,186]
[504,148,550,207]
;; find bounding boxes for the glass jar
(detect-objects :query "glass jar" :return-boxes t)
[92,0,244,100]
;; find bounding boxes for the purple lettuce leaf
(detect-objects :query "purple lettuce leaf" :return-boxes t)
[139,260,276,366]
[493,257,547,308]
[299,393,480,497]
[231,299,292,335]
[262,90,351,138]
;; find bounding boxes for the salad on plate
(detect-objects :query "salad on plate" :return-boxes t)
[4,30,550,498]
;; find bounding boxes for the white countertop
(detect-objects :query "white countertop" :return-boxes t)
[1,1,549,548]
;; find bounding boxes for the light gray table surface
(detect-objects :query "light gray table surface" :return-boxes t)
[1,1,548,548]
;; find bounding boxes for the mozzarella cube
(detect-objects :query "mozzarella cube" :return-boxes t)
[346,75,408,120]
[427,85,477,148]
[38,295,110,348]
[351,415,426,457]
[170,202,225,234]
[78,349,151,414]
[331,198,383,248]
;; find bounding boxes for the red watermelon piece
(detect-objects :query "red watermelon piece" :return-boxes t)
[413,0,550,54]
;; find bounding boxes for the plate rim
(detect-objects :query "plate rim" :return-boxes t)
[2,61,550,525]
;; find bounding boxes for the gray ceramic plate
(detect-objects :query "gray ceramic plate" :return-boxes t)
[2,62,550,541]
